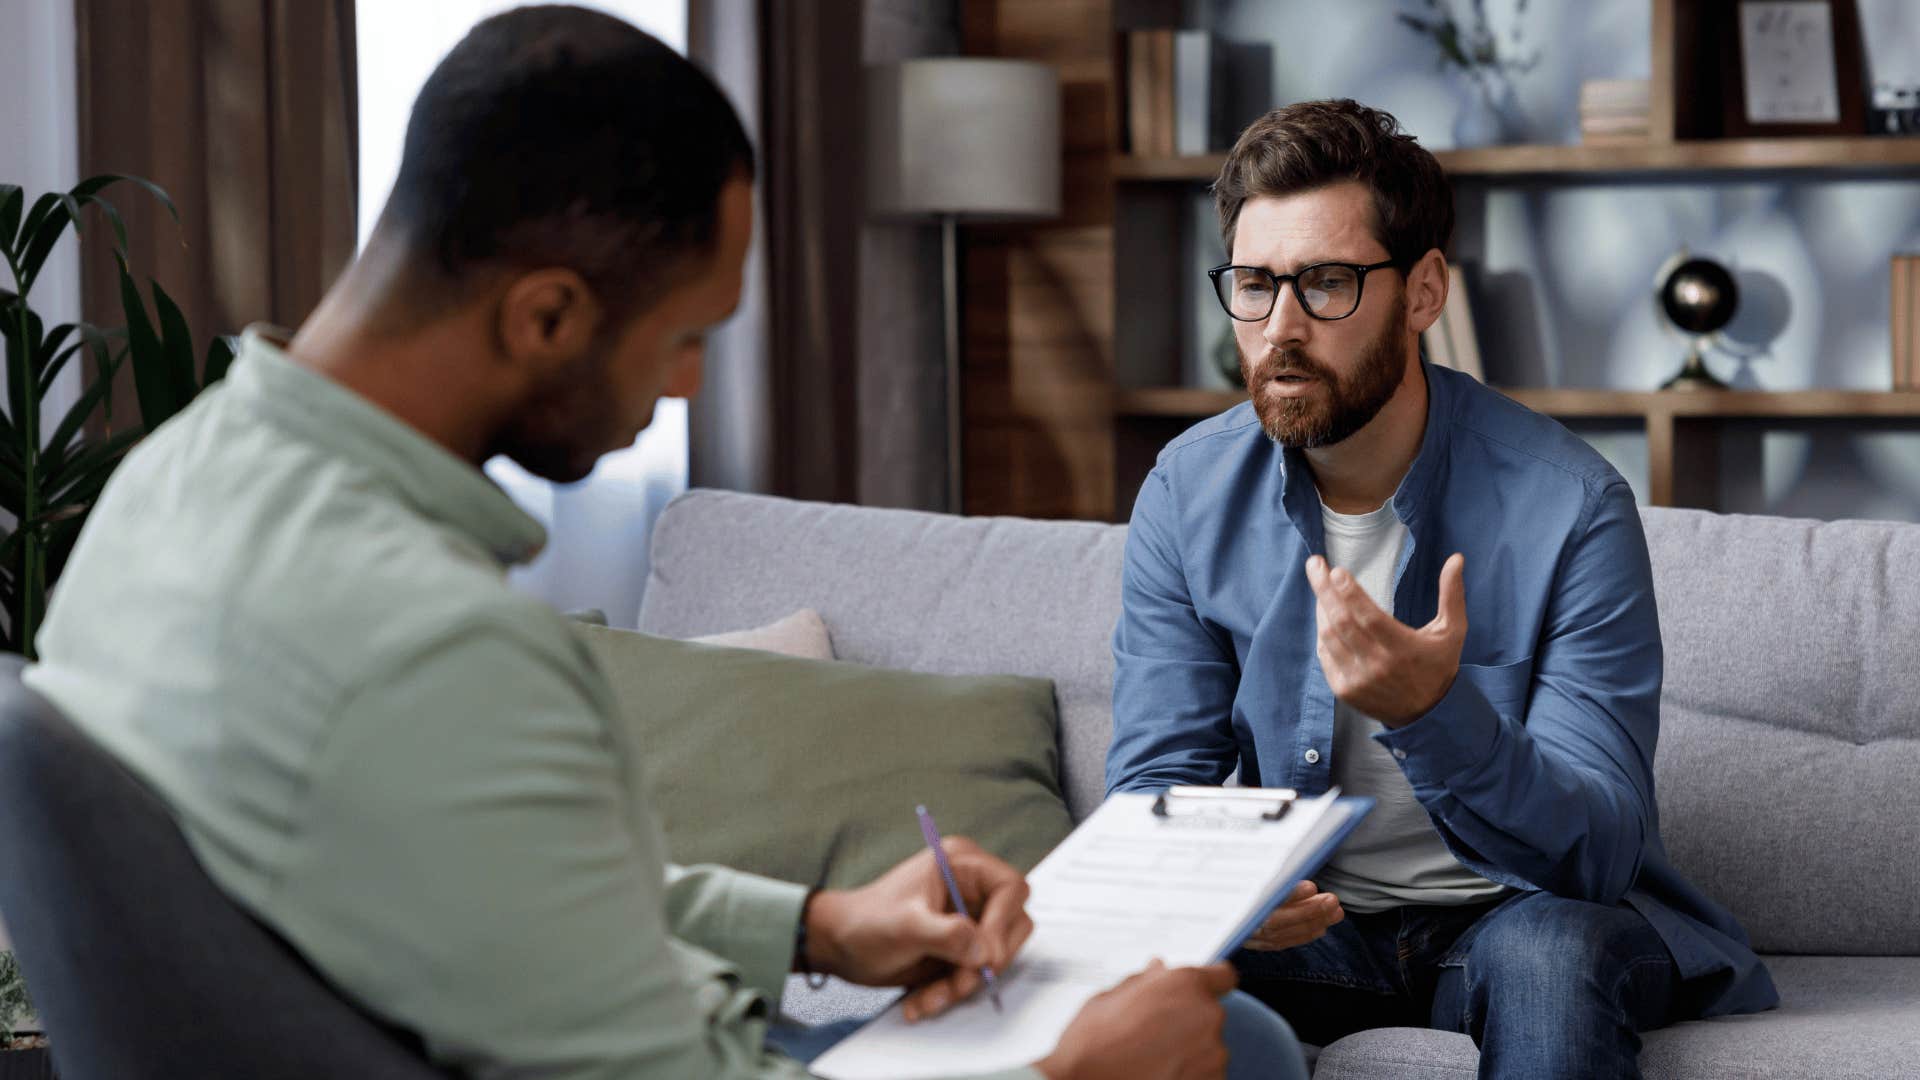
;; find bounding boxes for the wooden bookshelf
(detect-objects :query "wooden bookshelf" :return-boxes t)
[1114,137,1920,182]
[1113,387,1920,509]
[962,0,1920,524]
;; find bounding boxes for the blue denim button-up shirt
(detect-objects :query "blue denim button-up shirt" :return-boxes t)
[1107,363,1777,1018]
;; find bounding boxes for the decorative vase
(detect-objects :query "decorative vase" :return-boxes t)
[1453,71,1522,148]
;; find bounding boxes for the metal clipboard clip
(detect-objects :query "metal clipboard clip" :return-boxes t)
[1151,786,1299,822]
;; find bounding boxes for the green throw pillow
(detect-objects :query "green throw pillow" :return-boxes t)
[577,625,1076,890]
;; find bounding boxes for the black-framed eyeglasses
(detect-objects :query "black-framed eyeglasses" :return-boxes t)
[1206,260,1401,322]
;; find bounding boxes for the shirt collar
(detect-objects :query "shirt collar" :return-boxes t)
[225,325,547,566]
[1279,361,1453,546]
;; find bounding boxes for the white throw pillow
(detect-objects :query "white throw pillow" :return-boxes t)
[690,608,835,660]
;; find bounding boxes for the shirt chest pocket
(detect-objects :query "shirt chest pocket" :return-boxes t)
[1454,656,1533,721]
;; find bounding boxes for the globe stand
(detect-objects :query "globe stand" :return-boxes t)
[1660,344,1729,391]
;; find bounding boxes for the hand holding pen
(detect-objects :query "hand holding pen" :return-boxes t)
[796,818,1034,1022]
[918,804,1004,1012]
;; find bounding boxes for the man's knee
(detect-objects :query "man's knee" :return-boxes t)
[1454,894,1664,1004]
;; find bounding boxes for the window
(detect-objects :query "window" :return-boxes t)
[356,2,691,626]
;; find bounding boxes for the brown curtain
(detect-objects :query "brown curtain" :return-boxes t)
[75,0,358,418]
[689,0,864,504]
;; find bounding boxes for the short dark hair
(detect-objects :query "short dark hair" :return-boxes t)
[1213,99,1452,268]
[375,4,754,316]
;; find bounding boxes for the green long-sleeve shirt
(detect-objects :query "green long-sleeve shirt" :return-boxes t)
[26,329,1038,1080]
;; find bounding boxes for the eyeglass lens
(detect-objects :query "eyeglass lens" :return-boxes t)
[1216,265,1363,321]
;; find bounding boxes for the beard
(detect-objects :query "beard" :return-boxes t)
[1239,301,1408,448]
[490,342,628,484]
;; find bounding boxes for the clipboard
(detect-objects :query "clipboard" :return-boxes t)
[811,788,1374,1080]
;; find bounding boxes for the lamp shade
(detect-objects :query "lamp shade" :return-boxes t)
[867,58,1061,221]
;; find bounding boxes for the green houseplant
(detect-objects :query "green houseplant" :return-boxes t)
[1,176,236,661]
[1,176,235,1069]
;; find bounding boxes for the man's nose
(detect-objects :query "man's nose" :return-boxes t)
[1262,281,1313,350]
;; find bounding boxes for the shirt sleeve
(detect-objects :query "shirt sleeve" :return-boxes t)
[1107,466,1243,794]
[275,621,816,1080]
[1375,479,1660,905]
[268,619,1044,1080]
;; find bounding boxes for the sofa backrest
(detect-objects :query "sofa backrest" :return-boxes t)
[638,490,1128,819]
[640,491,1920,954]
[1641,507,1920,955]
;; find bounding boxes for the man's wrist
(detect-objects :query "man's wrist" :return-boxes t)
[798,887,848,979]
[1379,670,1459,729]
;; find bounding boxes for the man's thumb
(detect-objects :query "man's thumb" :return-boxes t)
[1433,552,1467,633]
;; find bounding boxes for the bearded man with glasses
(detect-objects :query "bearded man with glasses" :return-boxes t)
[1105,99,1776,1079]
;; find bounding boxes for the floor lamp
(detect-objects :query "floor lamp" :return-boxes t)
[868,58,1061,514]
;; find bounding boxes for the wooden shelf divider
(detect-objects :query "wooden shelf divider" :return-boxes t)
[1113,136,1920,183]
[1113,386,1920,509]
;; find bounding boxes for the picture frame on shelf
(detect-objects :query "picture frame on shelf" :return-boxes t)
[1721,0,1866,137]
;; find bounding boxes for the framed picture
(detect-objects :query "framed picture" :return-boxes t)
[1722,0,1866,137]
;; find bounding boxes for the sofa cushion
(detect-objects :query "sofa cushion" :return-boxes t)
[692,608,835,660]
[1641,509,1920,955]
[638,490,1129,820]
[1309,955,1920,1079]
[577,625,1075,889]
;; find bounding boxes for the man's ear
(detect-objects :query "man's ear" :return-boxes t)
[495,268,603,376]
[1405,249,1449,336]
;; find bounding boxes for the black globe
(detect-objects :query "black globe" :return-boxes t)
[1659,258,1739,335]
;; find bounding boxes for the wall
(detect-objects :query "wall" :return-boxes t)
[1183,0,1920,519]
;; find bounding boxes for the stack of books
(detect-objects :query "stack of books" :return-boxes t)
[1579,79,1652,145]
[1124,30,1225,157]
[1893,255,1920,389]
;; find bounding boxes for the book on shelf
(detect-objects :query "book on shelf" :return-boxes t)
[1895,255,1920,390]
[1579,78,1651,145]
[1125,30,1175,157]
[1126,30,1232,157]
[1423,265,1484,382]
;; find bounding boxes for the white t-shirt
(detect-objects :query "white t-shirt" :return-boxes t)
[1312,499,1507,913]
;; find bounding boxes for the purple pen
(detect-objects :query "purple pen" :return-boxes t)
[915,804,1004,1012]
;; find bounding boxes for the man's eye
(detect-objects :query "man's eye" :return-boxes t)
[1237,280,1272,296]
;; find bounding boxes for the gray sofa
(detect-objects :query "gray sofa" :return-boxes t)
[635,488,1920,1079]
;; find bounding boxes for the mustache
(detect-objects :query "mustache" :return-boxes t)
[1247,348,1335,383]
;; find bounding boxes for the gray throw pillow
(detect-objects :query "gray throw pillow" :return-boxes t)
[576,625,1075,889]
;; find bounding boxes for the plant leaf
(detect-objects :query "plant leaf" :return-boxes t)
[203,333,238,385]
[42,343,128,475]
[19,176,176,296]
[44,429,140,508]
[150,278,199,414]
[34,322,80,394]
[15,193,62,260]
[0,184,21,254]
[117,256,175,426]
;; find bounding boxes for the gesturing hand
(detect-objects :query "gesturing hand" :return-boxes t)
[1306,551,1468,728]
[802,838,1033,1022]
[1243,880,1343,951]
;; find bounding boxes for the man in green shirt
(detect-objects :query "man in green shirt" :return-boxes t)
[24,6,1308,1080]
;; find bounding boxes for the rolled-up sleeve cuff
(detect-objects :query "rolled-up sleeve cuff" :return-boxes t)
[1372,674,1503,793]
[716,872,810,1009]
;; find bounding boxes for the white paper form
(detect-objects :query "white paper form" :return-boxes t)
[812,790,1357,1080]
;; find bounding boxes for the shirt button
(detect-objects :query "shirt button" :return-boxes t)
[1392,748,1408,761]
[1303,748,1321,765]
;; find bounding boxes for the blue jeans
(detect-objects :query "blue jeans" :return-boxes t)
[767,989,1310,1080]
[1234,890,1679,1080]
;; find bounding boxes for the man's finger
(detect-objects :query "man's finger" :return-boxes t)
[1304,554,1333,599]
[1428,552,1467,635]
[950,849,1030,969]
